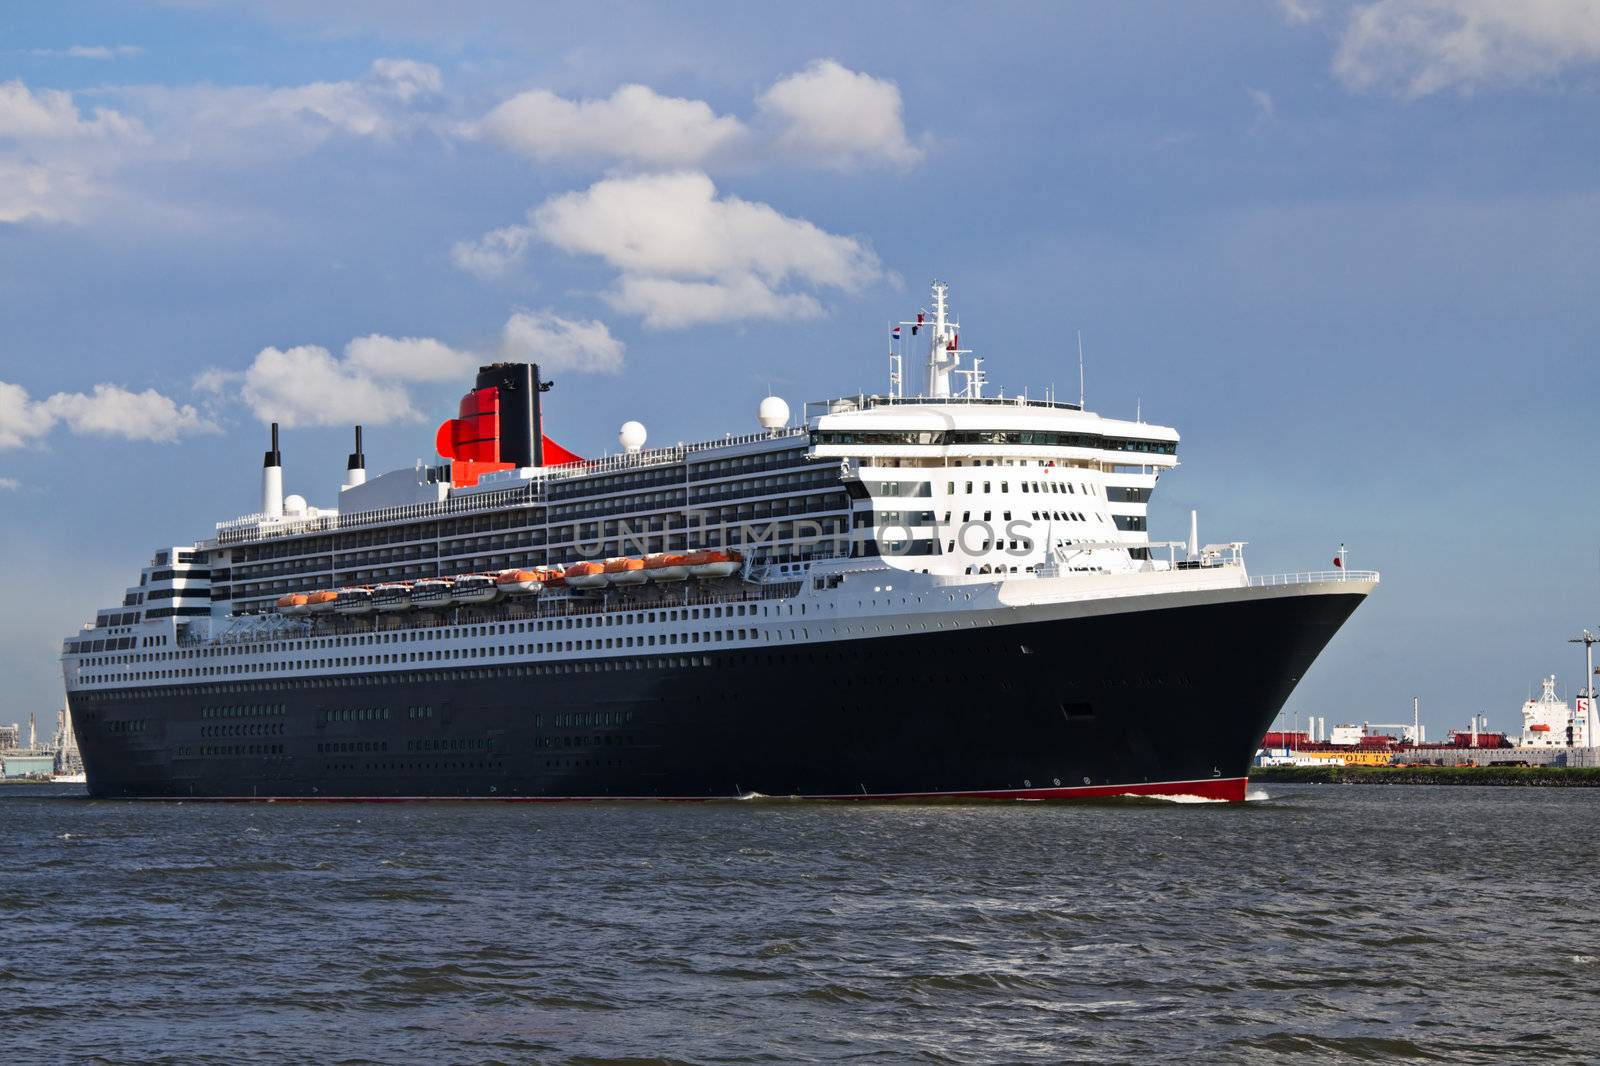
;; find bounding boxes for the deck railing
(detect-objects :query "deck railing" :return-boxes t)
[1251,570,1380,587]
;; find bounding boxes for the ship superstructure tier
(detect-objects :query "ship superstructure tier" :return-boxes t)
[62,282,1377,802]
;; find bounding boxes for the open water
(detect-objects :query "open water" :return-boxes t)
[3,783,1598,1064]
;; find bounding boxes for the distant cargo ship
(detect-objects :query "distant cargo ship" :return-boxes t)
[1259,675,1600,767]
[63,282,1377,802]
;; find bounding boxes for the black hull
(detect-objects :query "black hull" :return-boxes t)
[69,591,1365,801]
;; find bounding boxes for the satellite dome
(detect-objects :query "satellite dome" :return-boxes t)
[283,494,308,516]
[618,420,647,453]
[758,395,789,431]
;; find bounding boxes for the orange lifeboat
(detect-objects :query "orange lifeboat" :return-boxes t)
[276,593,310,616]
[604,556,648,586]
[688,550,742,579]
[565,561,607,589]
[540,566,567,588]
[305,590,339,614]
[643,553,690,582]
[496,569,544,595]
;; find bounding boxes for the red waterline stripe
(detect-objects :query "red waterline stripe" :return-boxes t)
[126,776,1250,804]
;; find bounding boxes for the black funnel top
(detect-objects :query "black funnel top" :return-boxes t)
[263,422,281,468]
[347,425,365,471]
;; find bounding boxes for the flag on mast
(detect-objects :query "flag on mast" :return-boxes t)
[912,313,924,336]
[891,325,901,341]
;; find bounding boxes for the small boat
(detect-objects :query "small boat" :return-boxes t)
[410,578,454,610]
[372,582,412,612]
[564,561,607,589]
[496,569,544,595]
[688,550,742,579]
[643,553,690,582]
[604,557,648,586]
[452,574,499,605]
[334,587,374,615]
[306,589,339,614]
[276,593,310,616]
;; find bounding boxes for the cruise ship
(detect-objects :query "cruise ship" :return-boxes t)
[62,282,1377,802]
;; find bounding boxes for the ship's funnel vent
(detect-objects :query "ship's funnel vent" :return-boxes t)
[261,421,284,518]
[344,425,367,490]
[434,362,584,487]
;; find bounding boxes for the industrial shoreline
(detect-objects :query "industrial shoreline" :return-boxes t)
[1252,765,1600,786]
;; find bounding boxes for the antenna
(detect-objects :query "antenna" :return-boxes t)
[1076,330,1085,409]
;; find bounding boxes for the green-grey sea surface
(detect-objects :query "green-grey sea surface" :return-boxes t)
[3,783,1596,1063]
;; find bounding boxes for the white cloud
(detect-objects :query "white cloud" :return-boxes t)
[223,314,619,427]
[520,170,881,328]
[29,45,145,61]
[0,381,58,448]
[1278,0,1325,24]
[239,345,418,428]
[344,333,477,382]
[0,379,214,447]
[467,60,922,173]
[1332,0,1600,96]
[41,384,214,441]
[500,310,625,373]
[470,83,746,168]
[611,274,823,330]
[757,60,922,170]
[0,477,17,491]
[146,57,444,145]
[0,81,146,222]
[1248,87,1277,123]
[451,223,536,280]
[0,79,144,141]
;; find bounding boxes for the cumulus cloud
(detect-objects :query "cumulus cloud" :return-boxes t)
[500,170,881,328]
[0,379,215,447]
[137,56,445,147]
[467,60,921,173]
[218,315,619,427]
[0,477,17,491]
[344,333,477,382]
[0,58,442,224]
[0,80,144,141]
[451,223,536,280]
[500,310,625,373]
[1331,0,1600,96]
[28,45,144,61]
[470,84,746,168]
[1247,87,1277,124]
[237,344,418,428]
[757,60,923,169]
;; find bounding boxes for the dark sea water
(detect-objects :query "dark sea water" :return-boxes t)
[3,783,1598,1064]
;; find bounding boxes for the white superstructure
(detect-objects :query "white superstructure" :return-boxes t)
[60,282,1376,712]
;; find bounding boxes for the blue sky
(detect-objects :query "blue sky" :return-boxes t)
[2,1,1598,738]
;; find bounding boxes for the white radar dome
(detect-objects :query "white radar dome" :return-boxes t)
[758,395,790,431]
[618,420,647,453]
[283,494,308,516]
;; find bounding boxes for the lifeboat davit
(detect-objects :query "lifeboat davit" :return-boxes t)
[688,550,742,579]
[452,574,499,605]
[372,582,412,612]
[334,587,374,615]
[306,589,339,614]
[644,553,690,582]
[496,569,544,595]
[564,561,607,589]
[410,578,453,610]
[276,593,310,616]
[540,566,566,589]
[604,557,648,586]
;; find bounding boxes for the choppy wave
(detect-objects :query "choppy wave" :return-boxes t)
[1,781,1595,1063]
